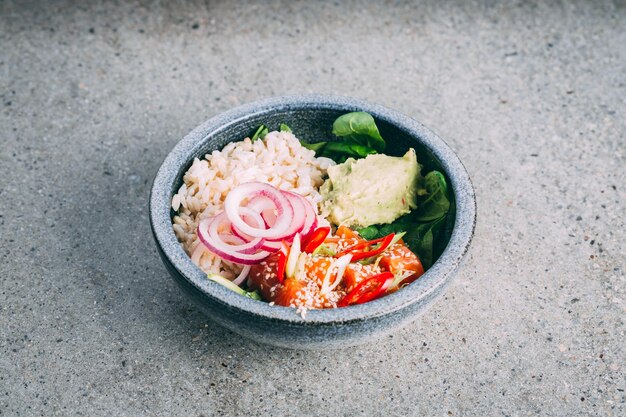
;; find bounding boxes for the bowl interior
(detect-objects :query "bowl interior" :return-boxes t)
[152,95,475,324]
[170,108,455,262]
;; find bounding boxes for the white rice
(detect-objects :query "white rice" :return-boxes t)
[171,130,335,279]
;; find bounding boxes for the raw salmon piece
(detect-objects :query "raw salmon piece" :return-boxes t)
[343,263,383,292]
[273,278,310,307]
[336,225,361,240]
[249,254,328,307]
[379,243,424,285]
[247,254,281,301]
[305,257,333,287]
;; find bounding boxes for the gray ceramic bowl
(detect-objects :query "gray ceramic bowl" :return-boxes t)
[150,95,476,349]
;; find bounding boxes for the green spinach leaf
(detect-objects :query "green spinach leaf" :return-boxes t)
[356,225,380,240]
[300,111,384,163]
[251,124,269,141]
[301,141,327,152]
[301,141,377,163]
[414,171,450,222]
[324,142,377,161]
[357,213,415,239]
[357,216,445,269]
[332,112,386,153]
[279,123,292,132]
[404,217,446,269]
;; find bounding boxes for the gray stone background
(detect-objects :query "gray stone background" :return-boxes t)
[1,1,624,416]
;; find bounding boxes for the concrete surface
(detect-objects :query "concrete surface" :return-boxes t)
[1,0,624,415]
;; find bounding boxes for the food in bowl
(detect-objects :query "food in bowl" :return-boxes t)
[171,112,452,313]
[171,129,331,281]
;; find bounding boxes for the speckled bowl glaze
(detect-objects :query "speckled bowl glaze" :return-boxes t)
[150,95,476,349]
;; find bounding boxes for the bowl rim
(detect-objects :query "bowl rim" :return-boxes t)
[150,94,476,324]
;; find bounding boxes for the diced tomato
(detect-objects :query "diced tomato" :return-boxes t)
[378,243,425,286]
[343,263,383,292]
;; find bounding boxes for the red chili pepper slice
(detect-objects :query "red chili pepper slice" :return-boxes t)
[275,250,287,284]
[302,226,331,253]
[335,233,395,262]
[337,272,394,307]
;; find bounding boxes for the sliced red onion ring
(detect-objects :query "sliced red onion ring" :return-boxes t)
[198,183,324,265]
[197,217,270,265]
[247,195,277,228]
[229,208,281,252]
[208,212,264,254]
[231,224,252,242]
[265,191,306,242]
[233,265,251,286]
[260,240,282,252]
[304,216,318,240]
[247,195,275,213]
[231,225,283,255]
[262,210,277,228]
[230,207,266,243]
[224,182,294,239]
[292,193,318,238]
[217,232,243,244]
